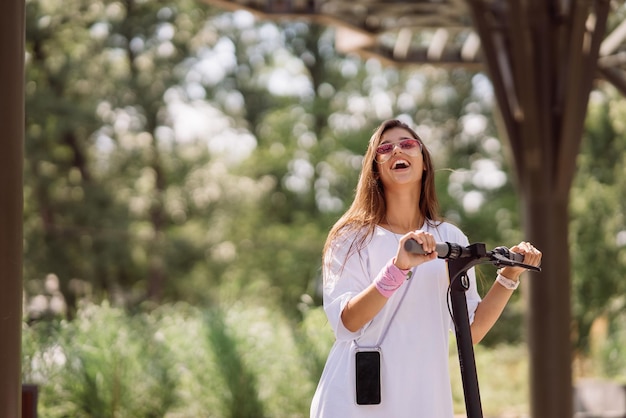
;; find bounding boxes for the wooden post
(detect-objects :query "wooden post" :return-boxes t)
[21,385,38,418]
[0,0,25,416]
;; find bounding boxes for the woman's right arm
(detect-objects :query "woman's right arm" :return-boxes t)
[340,284,389,332]
[338,230,438,332]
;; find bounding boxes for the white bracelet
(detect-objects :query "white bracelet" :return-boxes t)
[496,273,519,290]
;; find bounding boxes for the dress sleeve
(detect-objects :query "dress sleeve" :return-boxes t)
[322,232,373,342]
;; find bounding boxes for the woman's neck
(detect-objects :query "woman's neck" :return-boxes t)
[379,179,423,233]
[383,189,423,234]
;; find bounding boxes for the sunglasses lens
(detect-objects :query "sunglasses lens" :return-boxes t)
[399,139,419,150]
[376,144,394,154]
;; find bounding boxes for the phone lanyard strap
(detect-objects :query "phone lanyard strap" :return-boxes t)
[354,266,415,349]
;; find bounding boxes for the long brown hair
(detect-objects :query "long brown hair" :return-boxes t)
[322,119,442,268]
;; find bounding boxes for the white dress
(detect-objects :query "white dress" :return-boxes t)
[310,221,481,418]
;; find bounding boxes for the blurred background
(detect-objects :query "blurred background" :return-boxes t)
[21,0,626,416]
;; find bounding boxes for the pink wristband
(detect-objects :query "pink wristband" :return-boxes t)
[374,259,410,298]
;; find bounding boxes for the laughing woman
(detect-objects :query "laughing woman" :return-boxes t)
[310,119,541,418]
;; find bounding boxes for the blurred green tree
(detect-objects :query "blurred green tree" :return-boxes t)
[24,0,216,310]
[571,86,626,358]
[24,2,523,326]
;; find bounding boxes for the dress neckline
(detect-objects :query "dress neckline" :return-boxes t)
[376,223,427,235]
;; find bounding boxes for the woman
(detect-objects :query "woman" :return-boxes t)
[310,119,541,417]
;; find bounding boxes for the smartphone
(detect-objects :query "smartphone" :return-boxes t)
[355,349,381,405]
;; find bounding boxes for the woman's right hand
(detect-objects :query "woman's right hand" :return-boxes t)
[394,230,438,270]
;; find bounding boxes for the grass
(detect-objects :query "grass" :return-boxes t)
[450,340,529,417]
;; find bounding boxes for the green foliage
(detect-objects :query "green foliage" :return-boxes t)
[206,309,266,417]
[24,0,525,320]
[23,301,550,416]
[23,302,178,417]
[29,301,535,416]
[450,339,530,416]
[22,302,333,417]
[571,87,626,359]
[24,0,216,307]
[295,303,335,383]
[599,310,626,382]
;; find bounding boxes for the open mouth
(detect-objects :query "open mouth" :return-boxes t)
[392,159,410,170]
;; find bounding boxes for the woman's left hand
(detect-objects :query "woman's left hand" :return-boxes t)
[499,241,542,281]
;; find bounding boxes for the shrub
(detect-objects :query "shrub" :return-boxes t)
[21,301,332,417]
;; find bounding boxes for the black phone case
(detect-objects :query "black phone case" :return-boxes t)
[355,350,381,405]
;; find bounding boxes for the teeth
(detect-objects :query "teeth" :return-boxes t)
[393,159,409,168]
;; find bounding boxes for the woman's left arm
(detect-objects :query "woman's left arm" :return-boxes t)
[470,241,542,344]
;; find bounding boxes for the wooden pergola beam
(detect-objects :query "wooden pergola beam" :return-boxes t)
[598,66,626,96]
[557,0,610,193]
